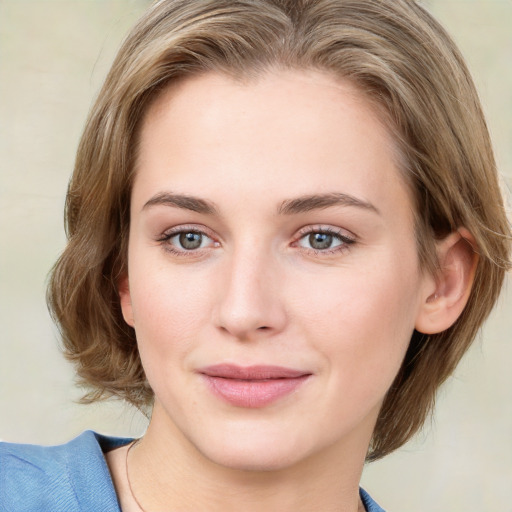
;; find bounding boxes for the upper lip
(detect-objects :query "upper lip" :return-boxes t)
[198,364,311,380]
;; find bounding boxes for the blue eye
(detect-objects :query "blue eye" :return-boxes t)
[175,232,204,250]
[165,230,215,251]
[306,233,337,250]
[297,229,354,252]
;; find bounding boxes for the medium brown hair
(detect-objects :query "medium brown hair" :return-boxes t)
[48,0,511,460]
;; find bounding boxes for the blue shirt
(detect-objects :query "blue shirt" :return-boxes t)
[0,431,385,511]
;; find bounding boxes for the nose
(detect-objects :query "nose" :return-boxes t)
[213,245,287,341]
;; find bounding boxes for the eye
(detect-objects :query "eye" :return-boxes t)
[158,226,219,254]
[303,232,338,250]
[295,227,355,253]
[171,231,209,250]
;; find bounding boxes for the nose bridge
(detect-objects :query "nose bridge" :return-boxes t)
[215,238,286,339]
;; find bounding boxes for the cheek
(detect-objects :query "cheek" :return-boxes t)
[127,265,213,405]
[128,260,213,357]
[292,254,421,380]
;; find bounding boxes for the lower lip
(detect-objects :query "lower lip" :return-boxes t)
[202,375,310,408]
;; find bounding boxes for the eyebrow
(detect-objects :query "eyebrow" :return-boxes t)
[142,192,219,214]
[278,193,380,216]
[142,191,379,216]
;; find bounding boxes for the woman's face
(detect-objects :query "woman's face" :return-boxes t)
[121,70,433,471]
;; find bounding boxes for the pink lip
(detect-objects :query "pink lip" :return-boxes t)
[198,364,311,408]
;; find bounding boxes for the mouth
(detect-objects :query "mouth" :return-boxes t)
[198,364,312,408]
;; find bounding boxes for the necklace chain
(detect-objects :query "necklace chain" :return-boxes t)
[126,439,148,512]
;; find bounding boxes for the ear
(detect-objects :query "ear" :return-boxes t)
[118,274,135,328]
[415,228,478,335]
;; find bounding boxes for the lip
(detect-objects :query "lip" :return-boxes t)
[198,364,312,408]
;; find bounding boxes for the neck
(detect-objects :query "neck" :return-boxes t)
[126,405,372,512]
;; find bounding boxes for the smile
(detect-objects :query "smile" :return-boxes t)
[198,364,312,408]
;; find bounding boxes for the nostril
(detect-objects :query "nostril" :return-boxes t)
[257,326,270,330]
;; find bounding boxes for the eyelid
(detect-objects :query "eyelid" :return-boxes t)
[158,223,217,239]
[295,224,356,242]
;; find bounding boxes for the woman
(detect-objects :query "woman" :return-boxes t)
[1,1,510,511]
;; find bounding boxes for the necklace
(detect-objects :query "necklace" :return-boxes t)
[126,439,148,512]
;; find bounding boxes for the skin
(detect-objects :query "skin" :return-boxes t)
[108,70,476,511]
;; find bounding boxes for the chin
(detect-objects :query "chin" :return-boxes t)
[192,424,312,473]
[203,445,304,473]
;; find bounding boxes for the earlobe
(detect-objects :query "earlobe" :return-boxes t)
[118,274,135,328]
[415,228,478,335]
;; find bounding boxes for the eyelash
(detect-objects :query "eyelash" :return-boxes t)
[156,225,356,257]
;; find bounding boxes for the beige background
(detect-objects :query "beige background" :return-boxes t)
[0,1,510,511]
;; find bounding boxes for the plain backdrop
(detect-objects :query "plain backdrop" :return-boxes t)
[0,1,511,511]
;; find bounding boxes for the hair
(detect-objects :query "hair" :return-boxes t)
[48,0,511,461]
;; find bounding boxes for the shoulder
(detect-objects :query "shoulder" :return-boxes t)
[0,430,131,512]
[360,487,387,512]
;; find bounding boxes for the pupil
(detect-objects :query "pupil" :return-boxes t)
[180,232,202,250]
[309,233,332,250]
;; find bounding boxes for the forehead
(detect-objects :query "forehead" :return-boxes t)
[134,69,413,223]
